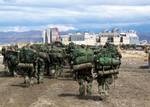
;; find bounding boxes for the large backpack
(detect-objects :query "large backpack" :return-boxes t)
[19,48,37,63]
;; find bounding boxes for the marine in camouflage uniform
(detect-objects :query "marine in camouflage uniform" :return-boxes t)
[19,46,45,86]
[49,43,65,78]
[148,50,150,68]
[5,47,19,76]
[1,46,7,69]
[35,57,45,84]
[30,43,64,78]
[96,42,122,97]
[67,43,93,96]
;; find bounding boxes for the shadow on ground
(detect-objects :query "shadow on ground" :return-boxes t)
[57,78,74,81]
[0,71,14,77]
[58,93,103,101]
[11,83,27,88]
[139,65,150,69]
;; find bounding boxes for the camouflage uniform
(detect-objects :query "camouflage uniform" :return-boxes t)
[95,42,121,97]
[49,45,65,78]
[96,75,112,96]
[20,48,45,86]
[148,50,150,68]
[23,64,35,86]
[67,43,94,96]
[54,65,63,78]
[35,57,45,84]
[5,50,18,76]
[75,67,93,96]
[1,47,7,69]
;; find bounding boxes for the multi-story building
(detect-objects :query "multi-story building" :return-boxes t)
[98,30,140,45]
[43,27,140,46]
[42,27,61,43]
[98,32,120,45]
[68,32,98,45]
[120,31,140,45]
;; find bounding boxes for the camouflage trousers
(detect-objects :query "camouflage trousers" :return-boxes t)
[35,58,45,84]
[148,53,150,68]
[97,75,113,96]
[49,65,62,78]
[8,65,16,76]
[78,76,93,96]
[23,61,44,87]
[23,66,35,86]
[54,65,63,78]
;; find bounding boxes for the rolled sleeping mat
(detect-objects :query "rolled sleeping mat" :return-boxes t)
[17,63,34,68]
[98,70,119,75]
[73,63,93,71]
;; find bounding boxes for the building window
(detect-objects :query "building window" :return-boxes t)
[96,37,101,42]
[69,36,71,41]
[107,37,114,42]
[120,37,123,42]
[111,37,114,42]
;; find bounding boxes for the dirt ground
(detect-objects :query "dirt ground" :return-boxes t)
[0,52,150,107]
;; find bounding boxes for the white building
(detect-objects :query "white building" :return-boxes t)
[68,32,98,46]
[120,31,140,45]
[99,32,120,45]
[43,27,61,43]
[99,30,140,45]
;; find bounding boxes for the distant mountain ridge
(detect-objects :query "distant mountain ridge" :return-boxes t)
[138,32,150,42]
[0,30,149,44]
[0,30,42,37]
[0,30,43,44]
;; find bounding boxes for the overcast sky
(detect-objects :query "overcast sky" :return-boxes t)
[0,0,150,32]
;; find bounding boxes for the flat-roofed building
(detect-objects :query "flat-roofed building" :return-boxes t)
[68,32,97,46]
[98,30,140,45]
[43,27,61,43]
[99,32,120,45]
[120,31,139,45]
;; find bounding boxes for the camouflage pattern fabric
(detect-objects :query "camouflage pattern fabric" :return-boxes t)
[1,47,6,66]
[35,57,45,84]
[23,64,35,86]
[94,42,121,97]
[96,75,112,97]
[75,67,93,96]
[148,51,150,68]
[5,50,19,76]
